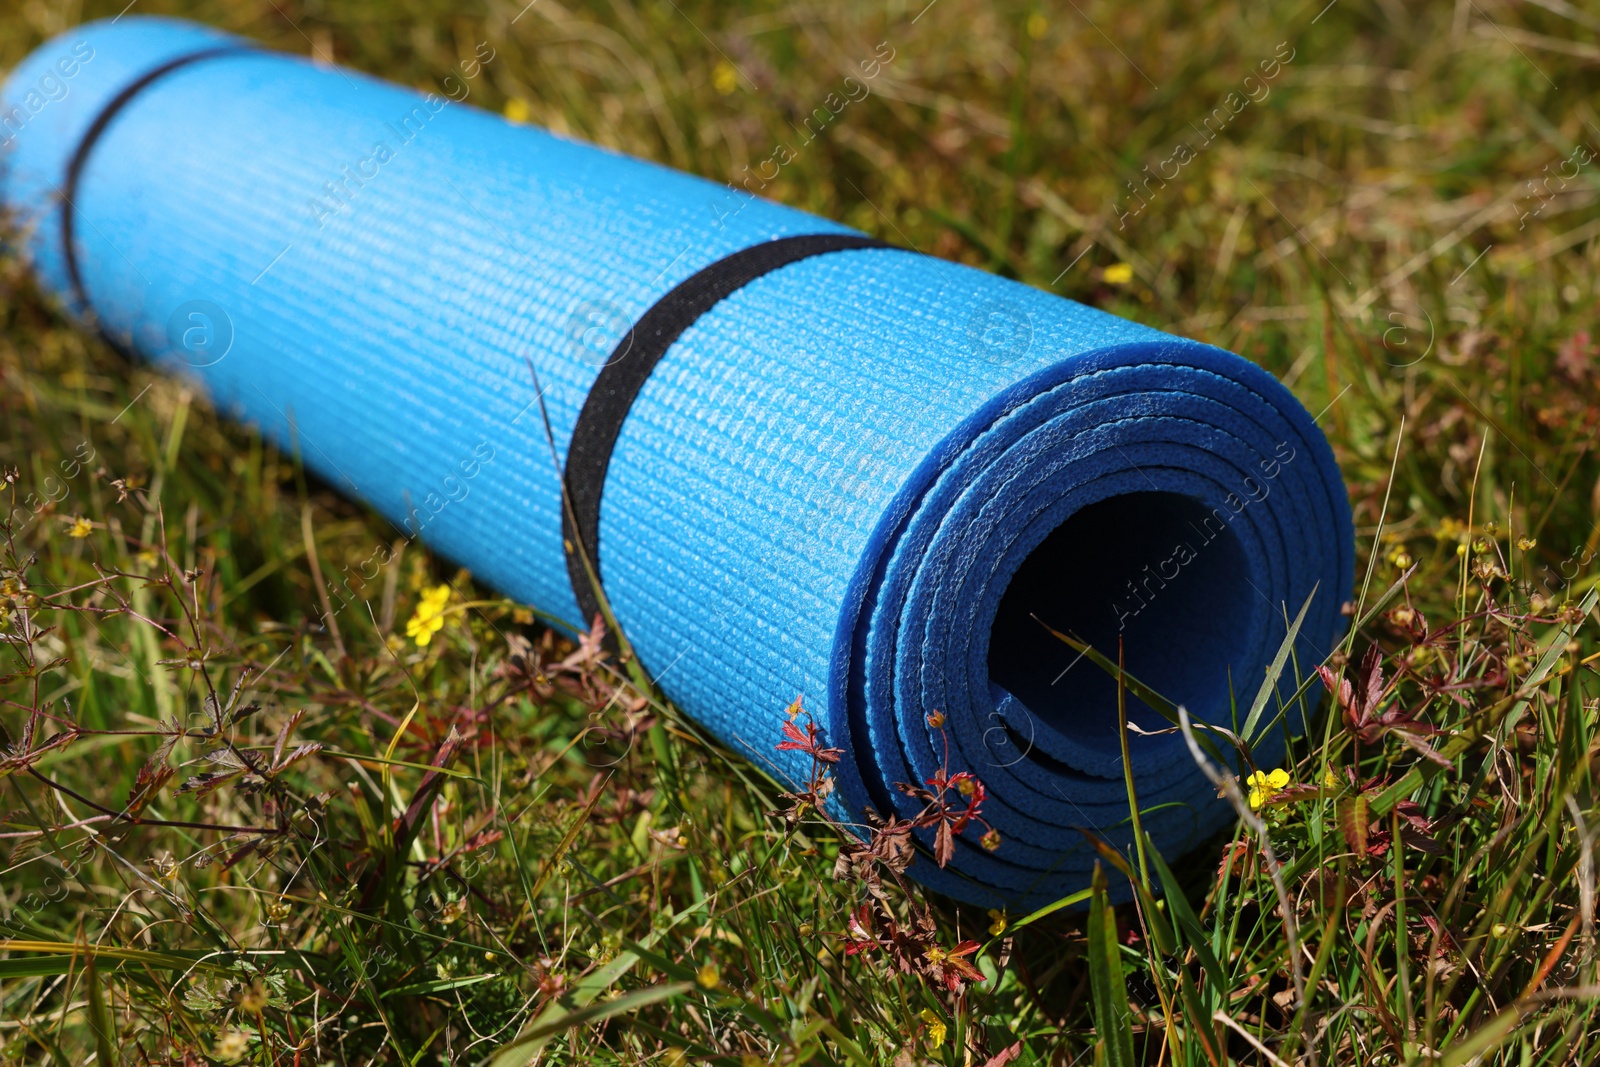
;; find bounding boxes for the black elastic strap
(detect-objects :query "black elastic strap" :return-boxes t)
[562,232,892,629]
[60,46,250,328]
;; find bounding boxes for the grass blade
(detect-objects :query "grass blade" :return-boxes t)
[1087,863,1136,1067]
[85,947,118,1067]
[487,981,691,1063]
[1240,586,1317,743]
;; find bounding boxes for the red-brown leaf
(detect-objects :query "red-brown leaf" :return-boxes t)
[126,759,176,818]
[934,819,954,868]
[776,719,811,751]
[1360,644,1385,716]
[1399,825,1447,855]
[982,1042,1024,1067]
[1337,794,1371,856]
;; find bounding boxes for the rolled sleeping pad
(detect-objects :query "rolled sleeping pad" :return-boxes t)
[0,17,1353,909]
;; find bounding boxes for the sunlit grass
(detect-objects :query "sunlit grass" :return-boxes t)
[4,0,1600,1062]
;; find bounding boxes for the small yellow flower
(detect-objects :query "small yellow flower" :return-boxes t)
[920,1007,948,1050]
[512,606,534,624]
[1435,517,1466,541]
[987,908,1008,936]
[712,59,739,96]
[66,516,93,539]
[923,945,948,964]
[1103,262,1135,285]
[1246,768,1291,810]
[1322,768,1340,789]
[213,1030,251,1062]
[1388,547,1412,570]
[503,98,532,124]
[956,776,976,797]
[697,962,721,989]
[1026,12,1048,39]
[235,979,269,1014]
[1517,537,1537,551]
[405,584,452,647]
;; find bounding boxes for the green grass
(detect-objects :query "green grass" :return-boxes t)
[4,0,1600,1062]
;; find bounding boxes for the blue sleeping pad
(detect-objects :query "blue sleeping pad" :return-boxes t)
[0,17,1353,908]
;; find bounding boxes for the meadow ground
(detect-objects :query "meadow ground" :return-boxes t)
[3,0,1600,1063]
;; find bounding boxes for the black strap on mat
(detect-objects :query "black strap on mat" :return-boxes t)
[562,232,892,629]
[60,46,250,333]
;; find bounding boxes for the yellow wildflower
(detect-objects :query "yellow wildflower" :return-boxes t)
[213,1030,251,1062]
[1246,768,1291,810]
[987,908,1008,936]
[1103,262,1135,285]
[405,584,452,647]
[697,962,721,989]
[712,60,739,96]
[503,98,532,124]
[920,1008,947,1049]
[1026,12,1048,39]
[1322,768,1340,789]
[923,945,947,964]
[235,980,269,1014]
[66,516,93,539]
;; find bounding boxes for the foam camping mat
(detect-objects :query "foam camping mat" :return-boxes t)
[0,16,1353,909]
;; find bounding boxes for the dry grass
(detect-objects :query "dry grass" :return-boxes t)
[3,0,1600,1062]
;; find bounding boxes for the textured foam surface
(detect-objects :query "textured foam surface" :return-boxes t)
[2,17,1354,908]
